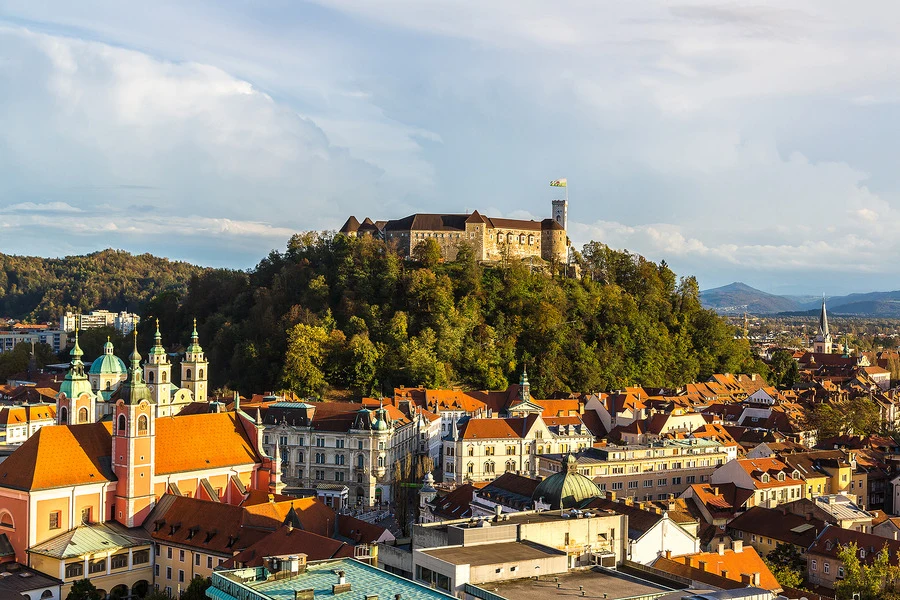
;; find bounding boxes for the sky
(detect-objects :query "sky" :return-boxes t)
[1,2,900,295]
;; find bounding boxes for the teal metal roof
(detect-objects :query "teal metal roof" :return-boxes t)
[88,353,127,375]
[211,559,455,600]
[532,455,601,510]
[29,523,148,559]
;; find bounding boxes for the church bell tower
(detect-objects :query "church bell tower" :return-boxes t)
[181,318,208,403]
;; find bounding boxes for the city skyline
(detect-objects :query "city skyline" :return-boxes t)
[3,2,900,294]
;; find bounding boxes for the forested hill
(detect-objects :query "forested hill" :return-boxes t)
[144,233,766,399]
[0,250,206,320]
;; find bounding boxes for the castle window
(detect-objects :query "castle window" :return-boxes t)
[199,369,204,379]
[118,414,126,433]
[78,407,88,424]
[148,371,155,384]
[528,235,534,245]
[186,369,192,380]
[138,415,149,436]
[506,233,513,243]
[519,234,525,244]
[162,372,167,383]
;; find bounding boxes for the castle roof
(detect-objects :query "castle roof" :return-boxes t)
[339,216,361,233]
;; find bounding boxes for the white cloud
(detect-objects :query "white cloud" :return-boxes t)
[0,201,82,213]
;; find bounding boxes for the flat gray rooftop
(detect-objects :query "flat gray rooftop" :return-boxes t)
[476,567,683,600]
[421,541,563,566]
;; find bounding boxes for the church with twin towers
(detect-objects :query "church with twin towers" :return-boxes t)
[56,318,209,426]
[340,198,570,264]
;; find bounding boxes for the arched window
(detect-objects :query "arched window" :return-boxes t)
[199,369,204,379]
[59,406,68,425]
[148,371,155,384]
[41,591,53,600]
[484,461,495,474]
[106,381,111,391]
[0,510,14,530]
[161,372,167,383]
[186,369,192,380]
[357,455,364,469]
[118,414,126,433]
[467,447,474,457]
[506,460,515,473]
[137,415,148,436]
[78,407,88,424]
[467,462,474,474]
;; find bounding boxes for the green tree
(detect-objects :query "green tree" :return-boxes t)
[835,541,900,600]
[281,323,330,398]
[66,579,103,600]
[763,543,805,589]
[412,238,442,268]
[181,576,211,600]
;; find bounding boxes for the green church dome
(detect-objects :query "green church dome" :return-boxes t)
[532,454,601,510]
[89,353,127,375]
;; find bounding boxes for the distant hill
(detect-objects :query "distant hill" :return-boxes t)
[702,282,900,317]
[0,249,207,321]
[699,282,801,315]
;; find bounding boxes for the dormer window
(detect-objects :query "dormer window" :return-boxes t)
[761,473,770,483]
[778,472,785,481]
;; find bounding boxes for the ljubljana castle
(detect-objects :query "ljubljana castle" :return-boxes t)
[339,199,569,264]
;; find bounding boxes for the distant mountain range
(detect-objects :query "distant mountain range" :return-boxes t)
[700,282,900,317]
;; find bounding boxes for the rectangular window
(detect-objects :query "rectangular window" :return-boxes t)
[88,559,106,575]
[166,567,172,580]
[81,507,92,525]
[207,556,213,569]
[111,554,129,569]
[179,570,185,583]
[612,482,623,490]
[167,547,173,559]
[49,511,61,530]
[179,550,185,562]
[686,476,696,484]
[65,562,83,579]
[811,559,817,571]
[824,562,830,574]
[133,550,149,565]
[195,553,200,566]
[628,481,638,489]
[657,478,667,486]
[155,565,160,577]
[643,480,653,488]
[336,439,344,448]
[316,438,325,447]
[335,472,345,482]
[672,477,682,485]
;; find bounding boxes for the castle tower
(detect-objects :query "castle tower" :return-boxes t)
[145,319,173,410]
[57,319,96,425]
[112,330,156,527]
[181,318,209,403]
[813,297,832,354]
[552,198,568,231]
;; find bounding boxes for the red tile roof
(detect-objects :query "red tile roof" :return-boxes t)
[224,524,353,567]
[458,416,538,440]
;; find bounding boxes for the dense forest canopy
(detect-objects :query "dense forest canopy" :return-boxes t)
[139,233,765,398]
[0,249,206,321]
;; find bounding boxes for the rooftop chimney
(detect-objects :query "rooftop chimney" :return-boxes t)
[698,560,707,572]
[717,543,725,556]
[733,540,743,553]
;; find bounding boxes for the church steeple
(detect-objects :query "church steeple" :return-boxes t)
[112,326,157,527]
[519,365,530,403]
[57,314,96,424]
[818,296,830,339]
[813,296,833,354]
[145,319,172,410]
[181,318,209,402]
